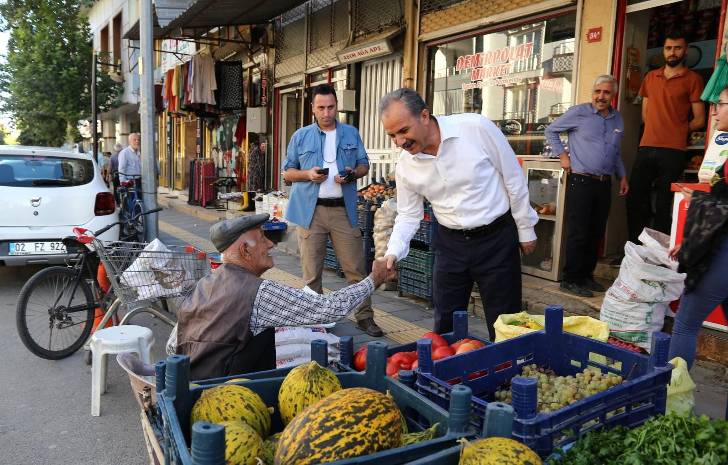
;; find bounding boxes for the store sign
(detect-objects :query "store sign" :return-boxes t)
[337,39,393,64]
[586,27,602,43]
[455,42,534,88]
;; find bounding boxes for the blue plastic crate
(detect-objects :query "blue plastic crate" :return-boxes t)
[158,342,477,465]
[414,306,673,458]
[357,202,376,233]
[398,248,435,276]
[398,268,432,301]
[339,311,489,372]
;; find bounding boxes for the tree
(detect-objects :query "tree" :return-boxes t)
[0,0,120,147]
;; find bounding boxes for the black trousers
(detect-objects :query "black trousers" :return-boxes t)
[626,146,688,243]
[563,174,612,283]
[432,214,522,340]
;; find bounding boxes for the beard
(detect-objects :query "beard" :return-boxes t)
[666,56,684,67]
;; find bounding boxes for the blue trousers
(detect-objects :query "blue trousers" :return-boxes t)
[668,234,728,368]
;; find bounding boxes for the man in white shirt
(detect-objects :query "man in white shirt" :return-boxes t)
[380,88,538,339]
[118,132,142,183]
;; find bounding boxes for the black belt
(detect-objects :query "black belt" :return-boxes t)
[316,197,346,207]
[440,212,510,238]
[571,172,611,182]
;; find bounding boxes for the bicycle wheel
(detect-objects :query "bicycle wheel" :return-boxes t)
[16,266,96,360]
[130,199,145,242]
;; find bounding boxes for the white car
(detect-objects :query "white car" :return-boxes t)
[0,146,119,266]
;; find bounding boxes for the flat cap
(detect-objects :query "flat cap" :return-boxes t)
[209,213,270,252]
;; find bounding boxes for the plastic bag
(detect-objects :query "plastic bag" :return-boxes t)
[274,326,340,346]
[600,234,686,351]
[666,357,696,415]
[275,343,340,362]
[494,311,609,342]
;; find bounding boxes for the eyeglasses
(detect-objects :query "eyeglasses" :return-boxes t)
[714,101,728,110]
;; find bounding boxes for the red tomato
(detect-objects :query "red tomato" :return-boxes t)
[353,346,367,372]
[450,339,468,351]
[386,360,399,377]
[432,345,455,360]
[411,359,419,370]
[422,332,448,349]
[390,351,416,365]
[455,342,478,355]
[469,340,486,349]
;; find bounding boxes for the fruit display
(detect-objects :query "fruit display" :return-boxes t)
[186,360,450,465]
[351,331,486,377]
[274,387,403,465]
[493,364,623,413]
[218,420,264,465]
[458,437,542,465]
[358,183,396,203]
[190,384,271,438]
[277,361,342,425]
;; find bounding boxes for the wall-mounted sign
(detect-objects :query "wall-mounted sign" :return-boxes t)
[337,39,393,65]
[455,42,534,88]
[586,27,602,43]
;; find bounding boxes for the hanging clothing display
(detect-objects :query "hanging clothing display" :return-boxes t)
[215,61,244,112]
[191,54,217,105]
[247,142,265,191]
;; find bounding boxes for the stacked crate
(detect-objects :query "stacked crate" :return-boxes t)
[358,200,377,273]
[398,203,436,302]
[324,238,343,277]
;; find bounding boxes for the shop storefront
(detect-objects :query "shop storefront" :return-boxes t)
[423,7,578,280]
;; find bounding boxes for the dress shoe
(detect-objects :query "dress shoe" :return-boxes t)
[583,277,606,293]
[559,281,594,298]
[356,318,384,337]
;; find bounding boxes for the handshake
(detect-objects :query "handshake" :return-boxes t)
[370,256,398,288]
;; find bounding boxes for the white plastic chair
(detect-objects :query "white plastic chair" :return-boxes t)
[90,325,154,416]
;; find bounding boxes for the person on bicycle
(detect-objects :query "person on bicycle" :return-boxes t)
[176,213,396,380]
[119,133,142,186]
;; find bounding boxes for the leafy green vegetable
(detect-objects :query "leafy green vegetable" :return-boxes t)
[549,413,728,465]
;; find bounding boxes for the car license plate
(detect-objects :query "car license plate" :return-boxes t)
[9,241,67,256]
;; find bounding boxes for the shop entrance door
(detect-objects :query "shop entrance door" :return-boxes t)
[279,88,302,190]
[358,55,402,186]
[615,0,725,331]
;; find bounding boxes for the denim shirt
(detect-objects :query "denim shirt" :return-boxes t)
[544,103,626,179]
[284,122,369,229]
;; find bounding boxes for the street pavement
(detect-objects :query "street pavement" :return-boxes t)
[1,207,726,464]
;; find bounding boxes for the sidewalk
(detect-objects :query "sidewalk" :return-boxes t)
[157,193,728,419]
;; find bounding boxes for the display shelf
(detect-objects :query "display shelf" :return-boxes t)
[686,145,705,150]
[537,214,557,221]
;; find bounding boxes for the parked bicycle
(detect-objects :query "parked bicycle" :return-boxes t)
[117,174,146,242]
[15,208,209,360]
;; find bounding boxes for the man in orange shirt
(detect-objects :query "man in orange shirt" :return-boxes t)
[626,30,705,243]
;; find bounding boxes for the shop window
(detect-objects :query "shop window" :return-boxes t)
[427,12,576,156]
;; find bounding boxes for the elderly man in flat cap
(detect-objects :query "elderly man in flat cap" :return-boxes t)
[176,213,395,380]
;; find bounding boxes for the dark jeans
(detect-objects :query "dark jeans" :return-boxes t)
[668,235,728,368]
[563,174,612,283]
[432,214,522,340]
[626,146,688,243]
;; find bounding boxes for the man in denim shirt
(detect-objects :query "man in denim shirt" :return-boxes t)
[545,75,629,297]
[283,84,382,336]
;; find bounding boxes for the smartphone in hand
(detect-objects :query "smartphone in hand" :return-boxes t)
[340,170,356,183]
[316,168,329,175]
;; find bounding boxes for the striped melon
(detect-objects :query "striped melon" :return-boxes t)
[259,432,281,465]
[274,387,403,465]
[191,385,271,438]
[277,361,342,425]
[219,420,264,465]
[458,437,542,465]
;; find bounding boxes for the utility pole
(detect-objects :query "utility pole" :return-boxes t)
[140,0,158,240]
[91,51,98,159]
